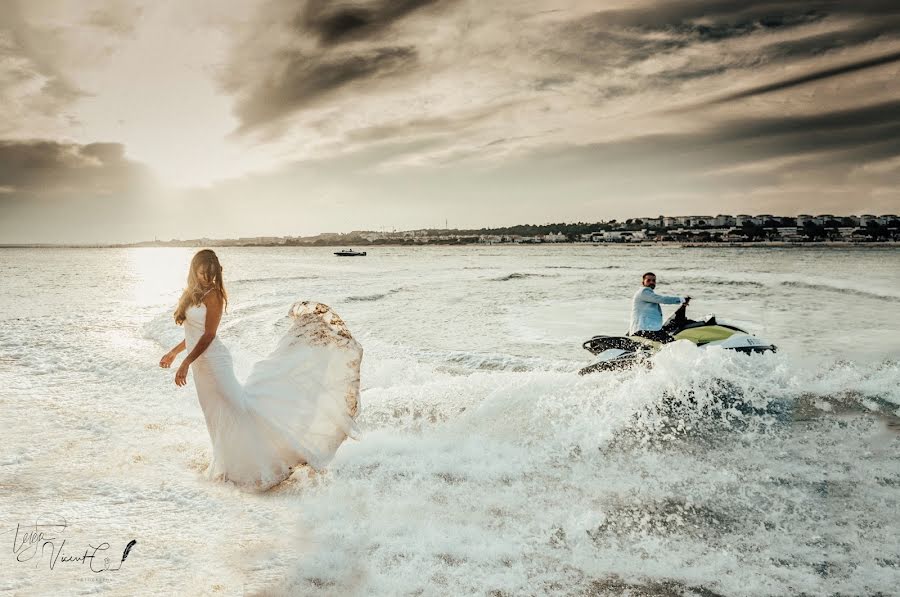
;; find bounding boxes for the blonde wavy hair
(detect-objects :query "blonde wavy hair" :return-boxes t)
[173,249,229,326]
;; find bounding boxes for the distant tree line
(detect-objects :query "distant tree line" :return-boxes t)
[468,221,615,236]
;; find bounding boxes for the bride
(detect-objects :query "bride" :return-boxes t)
[158,249,362,491]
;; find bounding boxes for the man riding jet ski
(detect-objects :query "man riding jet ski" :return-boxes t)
[579,272,776,375]
[627,271,689,343]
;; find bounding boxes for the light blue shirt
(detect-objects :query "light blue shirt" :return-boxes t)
[629,286,685,334]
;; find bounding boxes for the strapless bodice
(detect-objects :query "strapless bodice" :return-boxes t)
[184,303,227,357]
[184,303,207,342]
[185,302,206,326]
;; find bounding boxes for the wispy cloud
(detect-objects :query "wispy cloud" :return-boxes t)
[1,0,899,242]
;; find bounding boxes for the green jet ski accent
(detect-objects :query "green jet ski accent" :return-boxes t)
[673,325,740,345]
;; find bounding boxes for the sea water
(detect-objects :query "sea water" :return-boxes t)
[0,245,898,596]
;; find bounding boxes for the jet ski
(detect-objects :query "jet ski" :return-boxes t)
[578,303,776,375]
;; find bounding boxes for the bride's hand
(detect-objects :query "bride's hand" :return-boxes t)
[159,351,176,368]
[175,362,190,387]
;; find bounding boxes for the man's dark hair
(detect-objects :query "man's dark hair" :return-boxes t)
[642,272,655,280]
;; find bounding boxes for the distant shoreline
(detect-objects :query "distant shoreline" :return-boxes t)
[2,241,898,249]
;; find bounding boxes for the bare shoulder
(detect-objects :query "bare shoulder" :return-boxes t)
[202,289,224,310]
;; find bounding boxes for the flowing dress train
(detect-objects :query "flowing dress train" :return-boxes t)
[183,298,362,491]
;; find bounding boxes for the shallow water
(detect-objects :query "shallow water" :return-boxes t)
[1,245,898,596]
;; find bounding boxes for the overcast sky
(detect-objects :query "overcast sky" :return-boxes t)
[1,0,899,243]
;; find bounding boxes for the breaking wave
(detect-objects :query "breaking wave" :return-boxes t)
[279,344,900,596]
[232,274,319,285]
[490,272,561,282]
[680,276,766,288]
[347,288,404,302]
[545,265,622,270]
[780,280,900,301]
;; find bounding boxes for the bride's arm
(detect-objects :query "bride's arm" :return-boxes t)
[180,292,224,367]
[160,339,185,368]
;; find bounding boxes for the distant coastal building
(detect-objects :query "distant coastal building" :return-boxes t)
[712,215,734,226]
[684,215,711,226]
[591,230,646,242]
[236,236,284,245]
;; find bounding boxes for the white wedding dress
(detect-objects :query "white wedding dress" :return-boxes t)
[183,298,362,491]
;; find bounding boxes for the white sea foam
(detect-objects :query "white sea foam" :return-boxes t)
[1,245,898,595]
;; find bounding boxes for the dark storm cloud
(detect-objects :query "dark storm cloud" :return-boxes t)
[230,45,417,134]
[583,4,820,42]
[527,98,900,184]
[0,139,150,199]
[562,1,900,73]
[760,18,900,60]
[296,0,450,46]
[556,0,827,69]
[707,99,900,167]
[700,50,900,105]
[591,0,900,30]
[224,0,463,134]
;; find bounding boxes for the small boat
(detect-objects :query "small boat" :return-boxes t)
[334,249,367,257]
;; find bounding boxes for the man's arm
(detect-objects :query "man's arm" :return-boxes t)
[639,287,684,305]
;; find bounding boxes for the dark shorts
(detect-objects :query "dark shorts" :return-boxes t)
[632,329,674,343]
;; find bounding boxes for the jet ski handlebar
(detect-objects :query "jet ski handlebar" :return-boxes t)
[663,301,690,332]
